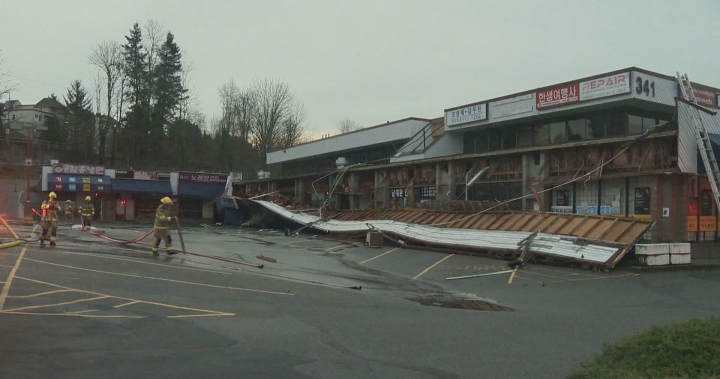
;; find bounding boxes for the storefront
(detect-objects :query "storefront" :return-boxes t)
[177,172,228,220]
[47,169,113,222]
[111,170,173,221]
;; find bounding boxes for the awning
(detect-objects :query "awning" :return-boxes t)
[178,182,225,200]
[698,133,720,174]
[112,179,172,195]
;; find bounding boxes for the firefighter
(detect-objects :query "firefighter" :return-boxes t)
[152,197,176,256]
[40,192,60,246]
[64,199,75,226]
[79,196,95,230]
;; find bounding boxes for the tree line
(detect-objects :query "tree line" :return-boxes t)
[29,21,317,174]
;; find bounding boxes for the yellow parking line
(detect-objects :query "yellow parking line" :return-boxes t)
[48,249,230,275]
[114,301,140,309]
[23,258,293,296]
[4,296,110,312]
[168,313,235,319]
[0,310,146,319]
[508,267,519,284]
[413,254,454,280]
[8,289,74,299]
[360,247,401,265]
[0,245,27,311]
[0,264,15,268]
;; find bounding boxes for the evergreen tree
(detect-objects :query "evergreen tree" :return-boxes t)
[123,23,147,105]
[64,80,95,163]
[153,32,185,128]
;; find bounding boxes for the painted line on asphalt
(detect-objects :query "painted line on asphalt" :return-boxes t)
[3,296,110,312]
[413,254,454,280]
[114,300,140,309]
[508,267,519,284]
[361,247,401,265]
[8,289,75,299]
[22,257,293,296]
[0,245,27,311]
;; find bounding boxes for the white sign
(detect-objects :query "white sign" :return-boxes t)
[662,207,670,217]
[446,103,487,127]
[490,94,535,120]
[25,158,32,166]
[579,72,630,101]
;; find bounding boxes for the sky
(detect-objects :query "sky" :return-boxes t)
[3,0,719,135]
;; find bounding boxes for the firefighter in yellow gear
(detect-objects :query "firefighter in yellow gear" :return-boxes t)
[64,199,75,226]
[40,192,60,245]
[152,197,176,256]
[79,196,95,230]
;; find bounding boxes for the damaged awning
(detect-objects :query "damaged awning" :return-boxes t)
[254,200,653,269]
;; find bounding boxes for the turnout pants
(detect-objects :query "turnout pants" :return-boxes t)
[82,215,92,229]
[65,212,74,225]
[152,229,173,252]
[40,219,59,243]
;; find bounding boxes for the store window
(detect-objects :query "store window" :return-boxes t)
[475,133,489,153]
[518,126,532,147]
[567,119,587,141]
[463,133,475,154]
[488,131,501,151]
[549,121,567,144]
[533,124,550,146]
[606,113,627,137]
[628,115,644,134]
[587,114,606,139]
[502,130,517,149]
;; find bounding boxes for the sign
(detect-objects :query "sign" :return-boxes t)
[688,202,699,216]
[52,164,105,175]
[134,171,154,180]
[391,188,408,198]
[662,208,670,217]
[700,216,717,232]
[54,184,63,190]
[634,187,651,216]
[687,216,698,232]
[556,190,569,206]
[25,158,33,166]
[69,184,76,191]
[419,186,436,199]
[97,185,105,191]
[579,72,630,101]
[446,103,487,126]
[115,170,134,179]
[82,178,91,183]
[69,177,76,183]
[83,184,91,192]
[156,172,171,181]
[691,87,718,109]
[179,172,228,183]
[536,83,579,109]
[55,176,63,182]
[551,206,573,213]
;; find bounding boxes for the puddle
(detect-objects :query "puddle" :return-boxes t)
[406,294,513,312]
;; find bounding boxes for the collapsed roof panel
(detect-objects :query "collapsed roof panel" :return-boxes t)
[254,200,653,269]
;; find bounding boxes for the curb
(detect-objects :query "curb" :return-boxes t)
[629,264,720,273]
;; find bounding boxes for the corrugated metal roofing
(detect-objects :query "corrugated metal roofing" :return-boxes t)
[254,201,653,268]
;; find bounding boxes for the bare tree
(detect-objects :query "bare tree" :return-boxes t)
[248,78,294,159]
[89,40,123,164]
[178,60,201,122]
[143,19,164,105]
[0,50,18,101]
[336,117,362,134]
[218,78,239,135]
[278,100,307,149]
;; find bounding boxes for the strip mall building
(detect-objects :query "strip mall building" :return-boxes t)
[239,68,720,244]
[41,165,229,222]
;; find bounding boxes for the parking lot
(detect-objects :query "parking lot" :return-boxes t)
[2,224,720,378]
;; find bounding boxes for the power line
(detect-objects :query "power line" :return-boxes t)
[8,73,66,89]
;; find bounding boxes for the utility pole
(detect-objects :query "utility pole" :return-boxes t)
[24,124,33,223]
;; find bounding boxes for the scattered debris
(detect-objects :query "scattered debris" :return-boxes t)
[256,255,277,263]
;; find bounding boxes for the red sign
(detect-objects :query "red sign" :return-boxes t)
[52,164,105,175]
[691,87,718,109]
[179,172,228,183]
[536,83,579,109]
[54,184,63,190]
[687,202,699,216]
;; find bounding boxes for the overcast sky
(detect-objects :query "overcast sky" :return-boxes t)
[3,0,718,135]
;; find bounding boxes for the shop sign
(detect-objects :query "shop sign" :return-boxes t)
[83,184,91,192]
[391,188,408,198]
[579,72,630,101]
[691,87,718,109]
[52,164,104,175]
[446,103,487,127]
[54,184,63,190]
[68,177,76,183]
[699,216,717,232]
[687,202,698,232]
[156,172,171,181]
[115,170,134,179]
[536,83,579,109]
[634,187,651,216]
[69,184,76,191]
[179,172,228,183]
[419,186,436,199]
[55,176,63,182]
[83,178,91,183]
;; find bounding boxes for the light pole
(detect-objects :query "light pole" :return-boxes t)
[465,167,490,201]
[24,124,33,222]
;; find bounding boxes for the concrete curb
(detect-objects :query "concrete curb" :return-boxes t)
[629,264,720,273]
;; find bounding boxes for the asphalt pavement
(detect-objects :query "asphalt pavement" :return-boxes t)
[1,223,720,379]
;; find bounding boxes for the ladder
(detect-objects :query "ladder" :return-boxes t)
[677,72,720,211]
